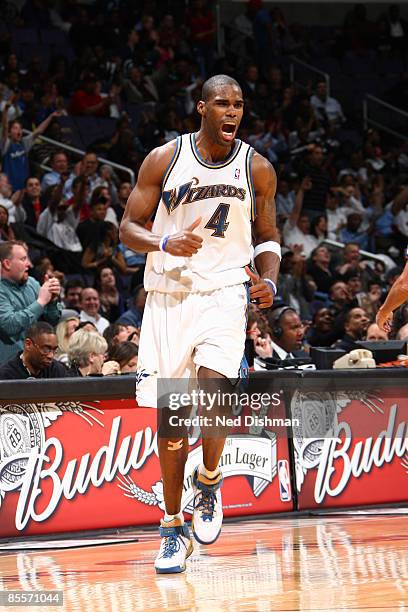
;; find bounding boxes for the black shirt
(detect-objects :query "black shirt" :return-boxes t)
[0,353,71,380]
[77,219,104,249]
[334,334,361,353]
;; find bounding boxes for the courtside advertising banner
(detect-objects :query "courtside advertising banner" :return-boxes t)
[0,389,293,537]
[292,385,408,509]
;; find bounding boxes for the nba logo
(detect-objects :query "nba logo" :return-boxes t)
[278,459,291,502]
[234,168,240,180]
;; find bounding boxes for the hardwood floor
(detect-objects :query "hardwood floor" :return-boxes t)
[0,514,407,611]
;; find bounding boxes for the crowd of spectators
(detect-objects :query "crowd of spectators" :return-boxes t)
[0,0,407,377]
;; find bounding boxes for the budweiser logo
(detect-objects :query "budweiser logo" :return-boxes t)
[0,416,157,530]
[297,404,408,503]
[0,409,278,530]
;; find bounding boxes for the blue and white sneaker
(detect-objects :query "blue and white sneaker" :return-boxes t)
[155,521,193,574]
[191,467,224,545]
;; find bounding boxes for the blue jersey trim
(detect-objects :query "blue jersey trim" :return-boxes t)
[161,136,182,191]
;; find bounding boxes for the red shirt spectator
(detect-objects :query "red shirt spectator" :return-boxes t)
[70,74,110,117]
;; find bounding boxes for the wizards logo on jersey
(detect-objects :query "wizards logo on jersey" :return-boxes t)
[162,178,246,214]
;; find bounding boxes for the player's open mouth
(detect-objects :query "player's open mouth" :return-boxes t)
[221,123,236,141]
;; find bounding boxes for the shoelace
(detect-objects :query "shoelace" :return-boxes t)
[196,489,217,522]
[162,534,182,558]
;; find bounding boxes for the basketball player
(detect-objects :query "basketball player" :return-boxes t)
[376,248,408,332]
[120,74,280,574]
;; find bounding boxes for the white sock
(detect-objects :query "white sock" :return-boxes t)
[199,463,220,479]
[163,511,184,524]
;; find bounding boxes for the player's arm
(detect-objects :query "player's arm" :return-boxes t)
[246,153,280,309]
[119,142,203,257]
[376,261,408,331]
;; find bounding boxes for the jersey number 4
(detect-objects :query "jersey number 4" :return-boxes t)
[204,203,230,238]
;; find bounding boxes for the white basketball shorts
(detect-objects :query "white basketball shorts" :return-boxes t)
[136,284,247,408]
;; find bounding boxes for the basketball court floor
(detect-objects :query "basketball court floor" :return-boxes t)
[0,513,407,611]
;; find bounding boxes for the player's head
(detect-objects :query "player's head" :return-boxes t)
[197,74,244,147]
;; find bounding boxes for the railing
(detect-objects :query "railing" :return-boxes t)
[363,95,408,142]
[290,56,330,95]
[24,131,136,185]
[322,238,396,271]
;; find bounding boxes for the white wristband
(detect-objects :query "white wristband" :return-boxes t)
[264,278,277,296]
[253,241,281,261]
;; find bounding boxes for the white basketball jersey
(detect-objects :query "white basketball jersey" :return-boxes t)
[144,133,255,293]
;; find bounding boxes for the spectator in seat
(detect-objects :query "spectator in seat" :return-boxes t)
[295,145,331,215]
[334,307,370,352]
[41,150,70,192]
[110,341,139,373]
[0,241,62,364]
[307,246,334,294]
[123,66,159,104]
[356,279,383,320]
[82,222,127,275]
[275,175,295,222]
[103,322,130,357]
[90,185,118,227]
[339,213,369,251]
[335,242,375,287]
[77,198,108,250]
[0,322,69,380]
[67,328,120,376]
[0,205,16,241]
[1,110,60,191]
[240,64,260,102]
[326,190,347,240]
[116,284,146,328]
[63,279,84,312]
[31,256,64,286]
[278,248,314,320]
[114,181,132,222]
[366,321,389,341]
[64,152,104,202]
[258,306,308,364]
[69,73,112,117]
[36,183,82,252]
[55,315,80,364]
[310,80,345,126]
[95,265,126,322]
[283,176,318,257]
[396,323,408,342]
[15,177,45,228]
[0,173,25,223]
[307,307,337,347]
[79,287,110,334]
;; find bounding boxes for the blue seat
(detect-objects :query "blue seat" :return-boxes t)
[11,27,38,46]
[16,43,50,66]
[40,28,68,45]
[313,57,342,75]
[50,44,75,63]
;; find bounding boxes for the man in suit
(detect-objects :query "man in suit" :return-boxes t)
[254,306,308,369]
[267,306,308,359]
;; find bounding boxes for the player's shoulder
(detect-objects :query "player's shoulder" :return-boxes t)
[140,138,181,182]
[250,151,277,184]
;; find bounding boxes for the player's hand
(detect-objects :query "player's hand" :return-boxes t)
[165,217,203,257]
[376,308,393,333]
[245,266,274,309]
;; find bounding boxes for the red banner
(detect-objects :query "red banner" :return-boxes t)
[0,398,293,537]
[292,388,408,509]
